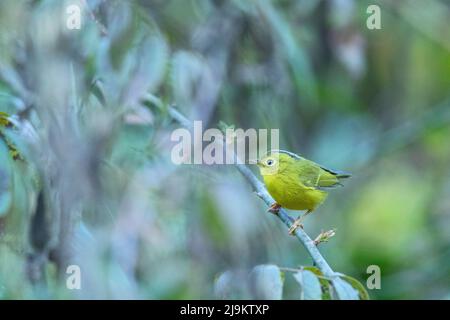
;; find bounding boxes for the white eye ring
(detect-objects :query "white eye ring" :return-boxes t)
[266,159,274,166]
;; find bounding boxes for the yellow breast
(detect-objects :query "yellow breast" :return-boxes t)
[263,173,327,211]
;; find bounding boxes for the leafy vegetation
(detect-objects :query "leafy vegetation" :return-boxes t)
[0,0,449,299]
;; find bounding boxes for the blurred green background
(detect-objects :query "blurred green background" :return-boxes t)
[0,0,449,299]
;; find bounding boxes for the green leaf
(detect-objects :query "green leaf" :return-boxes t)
[0,140,12,216]
[249,264,283,300]
[171,51,209,112]
[90,79,107,107]
[337,273,370,300]
[214,269,255,299]
[257,0,317,106]
[331,277,360,300]
[293,269,322,300]
[108,3,138,71]
[0,112,11,127]
[0,169,12,216]
[121,35,168,106]
[214,271,242,299]
[1,126,24,161]
[302,266,332,299]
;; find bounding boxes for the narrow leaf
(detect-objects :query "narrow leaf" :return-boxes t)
[249,264,283,300]
[332,277,360,300]
[294,270,322,300]
[338,274,370,300]
[0,140,12,216]
[214,270,250,299]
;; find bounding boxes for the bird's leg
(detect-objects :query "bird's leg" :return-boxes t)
[288,210,311,235]
[267,203,281,214]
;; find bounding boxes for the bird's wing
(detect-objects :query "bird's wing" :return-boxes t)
[297,159,343,189]
[319,165,352,179]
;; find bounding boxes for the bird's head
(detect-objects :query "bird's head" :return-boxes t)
[257,151,296,176]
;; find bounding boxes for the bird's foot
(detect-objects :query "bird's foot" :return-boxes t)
[267,203,281,214]
[288,219,304,235]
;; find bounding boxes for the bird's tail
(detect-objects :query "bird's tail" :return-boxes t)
[320,166,352,179]
[336,172,352,179]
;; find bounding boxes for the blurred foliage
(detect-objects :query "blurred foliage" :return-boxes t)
[0,0,450,299]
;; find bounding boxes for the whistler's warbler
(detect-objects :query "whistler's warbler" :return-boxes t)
[256,150,351,234]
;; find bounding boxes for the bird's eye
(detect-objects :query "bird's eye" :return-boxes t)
[266,159,274,166]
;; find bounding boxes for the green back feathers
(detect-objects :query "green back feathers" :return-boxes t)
[271,150,351,189]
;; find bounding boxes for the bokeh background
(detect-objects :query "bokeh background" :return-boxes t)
[0,0,449,299]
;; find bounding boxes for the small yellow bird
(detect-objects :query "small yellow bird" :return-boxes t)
[256,150,351,234]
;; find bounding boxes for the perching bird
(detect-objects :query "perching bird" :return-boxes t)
[256,150,351,234]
